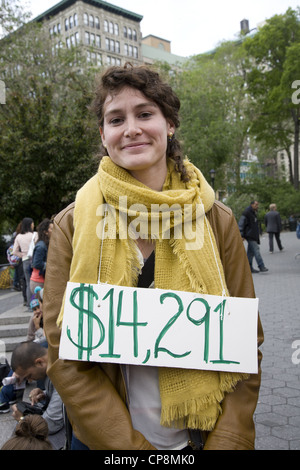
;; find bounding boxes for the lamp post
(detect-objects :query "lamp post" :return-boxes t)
[209,169,216,190]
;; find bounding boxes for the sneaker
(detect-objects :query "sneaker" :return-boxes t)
[251,268,259,273]
[0,402,10,414]
[259,266,268,272]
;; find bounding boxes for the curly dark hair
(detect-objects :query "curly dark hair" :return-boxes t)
[90,63,190,182]
[37,218,53,246]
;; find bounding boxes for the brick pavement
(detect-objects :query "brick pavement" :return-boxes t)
[0,230,299,450]
[251,231,300,450]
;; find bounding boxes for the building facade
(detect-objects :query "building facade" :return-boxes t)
[35,0,143,67]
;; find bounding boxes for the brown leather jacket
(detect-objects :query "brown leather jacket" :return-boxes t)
[43,200,263,450]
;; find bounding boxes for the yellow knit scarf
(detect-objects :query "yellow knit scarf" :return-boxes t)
[58,156,248,431]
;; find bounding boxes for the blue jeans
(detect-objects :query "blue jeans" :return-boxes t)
[71,433,89,450]
[0,370,15,404]
[22,259,32,307]
[247,240,264,269]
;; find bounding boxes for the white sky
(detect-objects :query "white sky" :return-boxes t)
[26,0,300,57]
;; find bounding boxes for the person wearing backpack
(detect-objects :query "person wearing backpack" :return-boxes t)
[30,219,53,295]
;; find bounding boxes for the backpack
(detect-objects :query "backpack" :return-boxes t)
[6,244,20,266]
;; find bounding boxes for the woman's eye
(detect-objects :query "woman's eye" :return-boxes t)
[110,117,123,125]
[139,112,152,119]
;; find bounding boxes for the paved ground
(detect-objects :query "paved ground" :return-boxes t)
[0,230,299,450]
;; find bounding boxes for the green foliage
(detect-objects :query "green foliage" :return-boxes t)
[172,41,253,189]
[1,2,300,236]
[0,22,100,227]
[243,7,300,189]
[226,177,300,222]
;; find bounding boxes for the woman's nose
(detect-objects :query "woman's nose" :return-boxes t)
[124,118,142,137]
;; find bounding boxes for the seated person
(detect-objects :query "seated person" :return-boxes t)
[27,297,46,343]
[10,341,65,450]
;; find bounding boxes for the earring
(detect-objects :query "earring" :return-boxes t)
[168,132,174,142]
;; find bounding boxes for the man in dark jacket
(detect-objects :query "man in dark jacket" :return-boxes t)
[239,201,268,273]
[264,204,283,253]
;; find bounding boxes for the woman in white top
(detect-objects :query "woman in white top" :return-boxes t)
[13,217,35,308]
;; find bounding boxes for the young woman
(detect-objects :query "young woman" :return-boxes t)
[13,217,35,308]
[43,64,263,450]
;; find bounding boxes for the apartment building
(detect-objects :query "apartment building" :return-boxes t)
[34,0,143,67]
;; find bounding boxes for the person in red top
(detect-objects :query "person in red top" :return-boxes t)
[30,218,53,295]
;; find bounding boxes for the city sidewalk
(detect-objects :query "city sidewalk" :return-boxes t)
[0,230,299,450]
[251,230,300,450]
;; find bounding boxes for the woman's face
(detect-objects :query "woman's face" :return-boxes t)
[100,87,174,188]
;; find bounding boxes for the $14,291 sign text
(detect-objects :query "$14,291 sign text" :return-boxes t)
[59,282,259,374]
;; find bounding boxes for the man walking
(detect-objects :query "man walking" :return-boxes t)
[264,204,283,253]
[239,200,268,273]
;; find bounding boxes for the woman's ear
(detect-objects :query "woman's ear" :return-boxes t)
[99,127,105,147]
[168,121,175,136]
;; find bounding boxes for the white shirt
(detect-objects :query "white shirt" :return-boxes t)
[125,364,189,450]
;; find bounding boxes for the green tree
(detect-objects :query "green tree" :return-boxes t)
[0,0,30,38]
[0,21,100,226]
[244,7,300,190]
[173,40,252,190]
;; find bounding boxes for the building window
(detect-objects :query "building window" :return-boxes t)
[123,26,127,38]
[57,23,61,34]
[104,20,108,32]
[133,46,138,58]
[66,37,70,48]
[105,38,110,50]
[89,15,94,28]
[53,24,57,34]
[124,43,128,55]
[110,39,115,52]
[74,13,78,27]
[90,33,95,45]
[115,41,120,54]
[69,16,73,29]
[84,13,88,26]
[97,53,102,66]
[128,27,132,40]
[75,32,80,45]
[85,32,90,45]
[109,22,114,34]
[65,18,68,31]
[95,16,100,29]
[133,29,137,41]
[96,35,101,47]
[114,23,119,35]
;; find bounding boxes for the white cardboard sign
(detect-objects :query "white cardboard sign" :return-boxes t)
[59,282,258,374]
